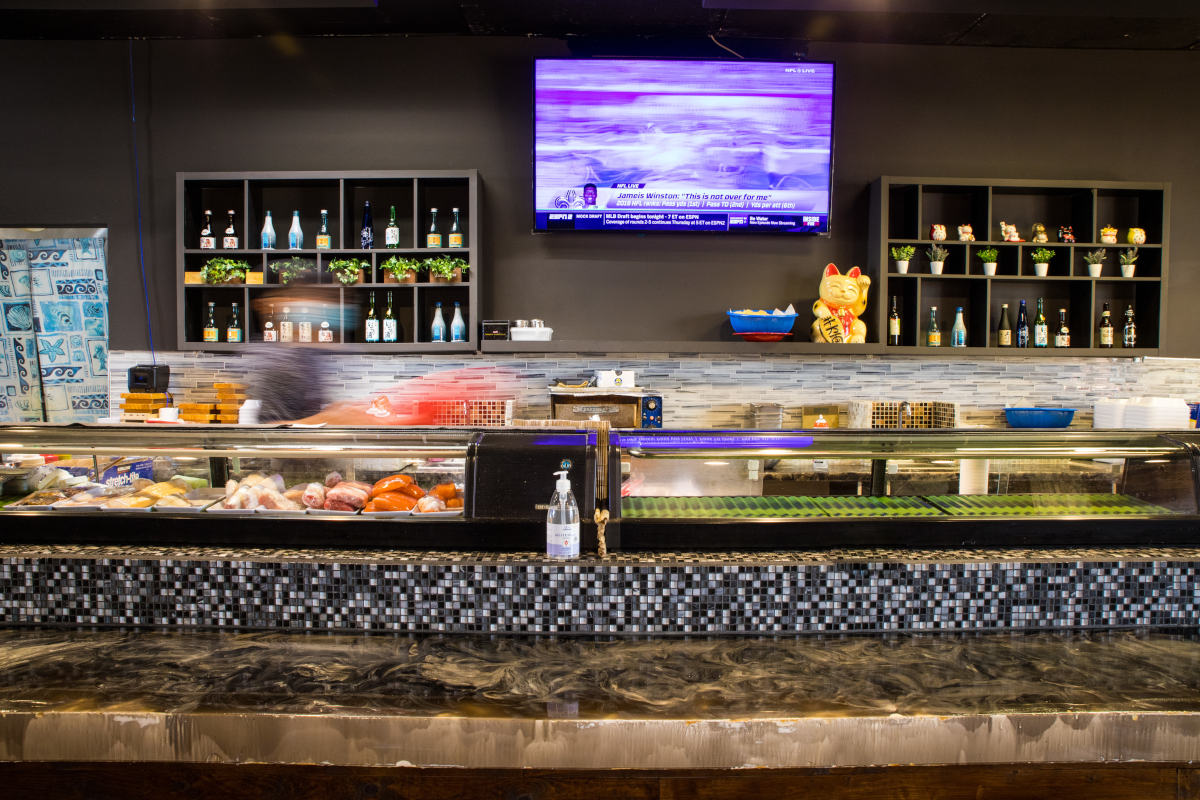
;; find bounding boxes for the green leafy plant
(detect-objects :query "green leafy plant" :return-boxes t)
[926,244,949,263]
[975,247,999,263]
[890,245,916,262]
[200,257,249,285]
[1030,247,1056,264]
[423,255,470,280]
[1082,249,1107,265]
[1119,248,1139,266]
[327,257,369,285]
[381,255,421,281]
[272,256,316,285]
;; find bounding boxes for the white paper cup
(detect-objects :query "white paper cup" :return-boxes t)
[158,407,179,421]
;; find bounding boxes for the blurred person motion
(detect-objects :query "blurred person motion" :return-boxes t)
[246,288,340,422]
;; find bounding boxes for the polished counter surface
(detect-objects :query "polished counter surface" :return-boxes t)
[1,628,1199,768]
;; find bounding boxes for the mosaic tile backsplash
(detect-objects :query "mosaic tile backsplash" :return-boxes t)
[1,546,1197,635]
[108,350,1200,428]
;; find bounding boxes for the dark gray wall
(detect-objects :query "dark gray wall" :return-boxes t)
[1,37,1196,353]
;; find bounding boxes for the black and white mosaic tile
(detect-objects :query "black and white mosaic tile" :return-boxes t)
[1,546,1197,635]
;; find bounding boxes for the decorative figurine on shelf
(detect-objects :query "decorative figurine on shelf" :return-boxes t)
[930,224,947,241]
[1127,227,1147,245]
[1058,225,1076,243]
[811,263,871,344]
[1101,225,1118,244]
[956,223,975,242]
[1000,221,1022,242]
[1031,223,1049,243]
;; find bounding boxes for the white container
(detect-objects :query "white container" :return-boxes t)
[895,260,909,274]
[930,261,944,275]
[546,469,580,560]
[510,327,553,341]
[595,369,636,388]
[1121,264,1136,278]
[982,262,997,276]
[1088,263,1103,277]
[1034,262,1049,277]
[158,406,179,421]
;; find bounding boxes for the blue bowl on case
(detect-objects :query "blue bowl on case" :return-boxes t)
[1004,407,1076,428]
[727,310,798,335]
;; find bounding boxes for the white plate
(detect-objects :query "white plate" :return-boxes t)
[306,507,361,516]
[98,504,155,512]
[410,508,464,518]
[205,506,258,515]
[255,507,307,515]
[361,509,414,519]
[3,503,56,511]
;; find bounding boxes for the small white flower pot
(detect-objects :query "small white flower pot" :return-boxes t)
[982,262,997,276]
[895,260,909,274]
[1034,262,1049,277]
[1088,263,1103,277]
[930,261,945,275]
[1121,264,1136,278]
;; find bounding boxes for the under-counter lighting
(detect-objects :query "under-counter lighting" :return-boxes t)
[1144,459,1170,464]
[703,461,730,466]
[931,460,955,465]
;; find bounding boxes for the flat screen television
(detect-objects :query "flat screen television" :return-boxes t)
[534,58,835,234]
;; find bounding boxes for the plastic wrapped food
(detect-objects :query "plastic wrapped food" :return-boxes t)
[414,494,447,513]
[324,482,369,510]
[300,482,326,509]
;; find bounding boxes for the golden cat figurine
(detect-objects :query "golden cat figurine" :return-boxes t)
[811,263,871,343]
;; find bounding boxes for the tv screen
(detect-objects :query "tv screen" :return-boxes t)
[534,58,835,234]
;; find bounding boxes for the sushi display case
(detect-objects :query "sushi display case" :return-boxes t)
[609,429,1200,550]
[0,425,601,550]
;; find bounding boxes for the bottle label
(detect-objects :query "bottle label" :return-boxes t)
[431,324,446,342]
[226,328,242,343]
[288,232,303,249]
[451,327,466,343]
[365,320,380,342]
[888,318,899,336]
[383,319,397,342]
[1124,329,1136,347]
[951,330,965,347]
[199,236,216,250]
[318,326,334,343]
[263,328,277,343]
[426,233,443,248]
[222,235,239,249]
[546,522,580,559]
[1034,325,1048,346]
[448,232,464,248]
[298,322,312,342]
[1100,327,1114,346]
[315,234,331,250]
[261,233,275,249]
[385,228,400,247]
[998,329,1012,346]
[361,230,374,249]
[202,327,218,343]
[279,321,294,342]
[1055,333,1070,347]
[927,332,941,347]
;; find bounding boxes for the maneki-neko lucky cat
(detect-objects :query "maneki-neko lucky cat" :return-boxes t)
[811,263,871,343]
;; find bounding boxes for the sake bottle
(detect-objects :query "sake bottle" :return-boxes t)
[448,207,464,248]
[430,301,447,342]
[287,210,303,250]
[315,209,332,250]
[426,207,442,248]
[382,291,398,343]
[450,301,466,342]
[385,205,400,248]
[260,210,276,249]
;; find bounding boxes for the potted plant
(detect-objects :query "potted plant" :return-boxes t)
[200,257,249,285]
[1119,247,1139,278]
[890,245,915,274]
[327,257,369,285]
[975,247,999,276]
[271,256,316,285]
[381,255,421,284]
[926,244,949,275]
[1082,249,1106,278]
[1029,247,1055,277]
[424,255,470,283]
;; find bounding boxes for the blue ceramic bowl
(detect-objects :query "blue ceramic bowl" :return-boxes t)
[727,310,798,334]
[1004,407,1076,428]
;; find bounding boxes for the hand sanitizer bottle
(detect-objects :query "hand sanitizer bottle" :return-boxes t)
[546,469,580,560]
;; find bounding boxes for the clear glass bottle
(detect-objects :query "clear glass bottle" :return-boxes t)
[200,209,216,250]
[297,306,312,343]
[315,209,331,250]
[385,205,400,248]
[364,292,380,342]
[360,201,374,250]
[382,291,398,343]
[260,211,276,249]
[887,296,900,346]
[227,301,243,343]
[288,210,303,250]
[925,306,940,347]
[1099,302,1114,348]
[202,301,219,342]
[1123,305,1137,347]
[1033,298,1048,347]
[997,303,1012,347]
[278,306,294,343]
[450,301,466,342]
[950,306,966,348]
[448,207,464,248]
[222,210,239,249]
[546,470,580,561]
[431,301,447,342]
[262,303,277,342]
[426,207,442,248]
[1016,299,1030,348]
[1055,308,1070,348]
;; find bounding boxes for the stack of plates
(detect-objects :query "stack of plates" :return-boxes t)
[1120,397,1193,429]
[1093,399,1129,429]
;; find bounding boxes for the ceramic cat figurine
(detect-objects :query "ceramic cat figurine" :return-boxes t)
[811,263,870,343]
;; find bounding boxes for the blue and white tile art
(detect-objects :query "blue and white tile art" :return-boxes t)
[0,231,109,423]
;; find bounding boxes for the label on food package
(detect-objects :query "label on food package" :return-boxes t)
[448,233,464,248]
[101,458,155,488]
[203,327,219,343]
[426,233,442,248]
[546,523,580,559]
[315,234,331,249]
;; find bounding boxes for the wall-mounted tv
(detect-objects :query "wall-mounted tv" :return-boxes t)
[534,58,835,234]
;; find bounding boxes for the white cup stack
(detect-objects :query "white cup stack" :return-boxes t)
[1092,399,1128,429]
[1114,397,1192,429]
